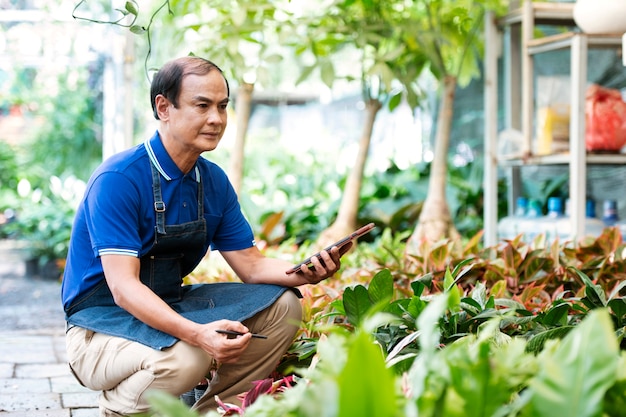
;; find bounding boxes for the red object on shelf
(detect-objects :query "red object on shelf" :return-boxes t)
[585,84,626,152]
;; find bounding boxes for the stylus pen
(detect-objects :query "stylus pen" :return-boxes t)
[215,329,268,339]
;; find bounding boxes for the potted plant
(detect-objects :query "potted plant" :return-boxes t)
[5,176,81,280]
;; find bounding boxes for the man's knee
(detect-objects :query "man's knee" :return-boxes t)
[276,290,303,325]
[245,290,302,338]
[152,342,212,395]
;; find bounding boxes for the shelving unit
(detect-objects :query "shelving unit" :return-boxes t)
[483,2,626,246]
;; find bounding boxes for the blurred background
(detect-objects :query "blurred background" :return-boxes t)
[4,0,626,279]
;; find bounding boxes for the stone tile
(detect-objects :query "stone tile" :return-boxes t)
[0,335,57,364]
[71,407,100,417]
[54,337,68,363]
[16,363,71,379]
[0,409,69,417]
[51,376,92,394]
[0,378,51,393]
[61,392,99,409]
[0,362,14,378]
[0,392,61,412]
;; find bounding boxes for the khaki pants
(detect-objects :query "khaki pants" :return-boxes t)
[66,291,302,416]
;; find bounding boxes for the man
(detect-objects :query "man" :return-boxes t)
[61,56,349,416]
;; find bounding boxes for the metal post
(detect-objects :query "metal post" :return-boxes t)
[570,34,587,240]
[484,11,499,247]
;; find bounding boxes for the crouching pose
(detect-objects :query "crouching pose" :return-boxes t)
[61,56,349,416]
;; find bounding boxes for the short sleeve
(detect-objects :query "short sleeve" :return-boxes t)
[85,172,145,257]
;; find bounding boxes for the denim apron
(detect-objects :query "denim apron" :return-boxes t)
[65,160,291,350]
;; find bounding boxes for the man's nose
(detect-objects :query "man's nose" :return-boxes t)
[206,108,223,124]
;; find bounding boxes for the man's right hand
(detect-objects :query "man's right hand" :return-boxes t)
[196,319,252,363]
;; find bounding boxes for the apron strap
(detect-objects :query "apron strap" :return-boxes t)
[150,161,204,233]
[150,161,167,234]
[195,166,204,221]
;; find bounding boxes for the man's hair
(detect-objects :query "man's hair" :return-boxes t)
[150,56,230,120]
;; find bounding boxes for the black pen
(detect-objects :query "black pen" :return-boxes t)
[215,329,268,339]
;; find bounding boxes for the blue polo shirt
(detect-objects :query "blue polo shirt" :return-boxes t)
[61,131,255,311]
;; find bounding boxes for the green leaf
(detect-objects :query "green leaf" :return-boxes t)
[411,280,425,297]
[368,269,393,304]
[411,272,433,296]
[406,295,427,320]
[460,297,482,315]
[608,280,626,300]
[604,378,626,416]
[388,331,421,365]
[528,309,619,417]
[417,293,450,355]
[125,1,138,16]
[444,267,461,311]
[568,267,606,308]
[145,390,201,417]
[524,326,574,354]
[320,60,335,89]
[338,331,398,417]
[129,25,145,34]
[388,92,402,111]
[385,298,410,318]
[472,308,501,321]
[263,53,283,64]
[445,338,512,417]
[450,257,474,279]
[343,285,372,326]
[496,298,527,312]
[608,298,626,326]
[295,65,315,85]
[330,299,345,315]
[470,281,488,309]
[540,302,570,327]
[485,295,495,310]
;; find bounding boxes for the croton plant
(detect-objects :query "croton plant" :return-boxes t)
[149,226,626,416]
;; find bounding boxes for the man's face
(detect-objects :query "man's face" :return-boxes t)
[160,70,229,154]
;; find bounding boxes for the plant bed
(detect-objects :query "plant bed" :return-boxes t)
[177,227,626,416]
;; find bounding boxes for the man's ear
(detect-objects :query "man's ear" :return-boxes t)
[155,95,170,121]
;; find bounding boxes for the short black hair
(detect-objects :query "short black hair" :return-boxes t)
[150,56,230,120]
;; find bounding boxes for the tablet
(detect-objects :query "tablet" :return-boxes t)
[285,223,375,274]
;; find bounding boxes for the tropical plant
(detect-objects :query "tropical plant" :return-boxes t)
[292,0,428,246]
[142,296,626,417]
[0,141,20,236]
[24,67,104,182]
[402,0,507,250]
[4,175,85,275]
[179,226,626,414]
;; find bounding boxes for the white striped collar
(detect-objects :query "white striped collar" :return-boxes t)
[143,133,200,182]
[144,138,171,181]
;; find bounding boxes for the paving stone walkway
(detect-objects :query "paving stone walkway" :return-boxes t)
[0,239,99,416]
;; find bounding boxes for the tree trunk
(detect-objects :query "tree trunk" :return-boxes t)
[406,75,460,255]
[228,82,254,195]
[318,98,382,247]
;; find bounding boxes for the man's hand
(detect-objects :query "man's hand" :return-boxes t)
[219,243,353,288]
[297,242,352,284]
[196,320,252,363]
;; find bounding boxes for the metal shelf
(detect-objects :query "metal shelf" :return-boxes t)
[483,2,626,246]
[527,32,623,55]
[500,153,626,167]
[497,2,574,27]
